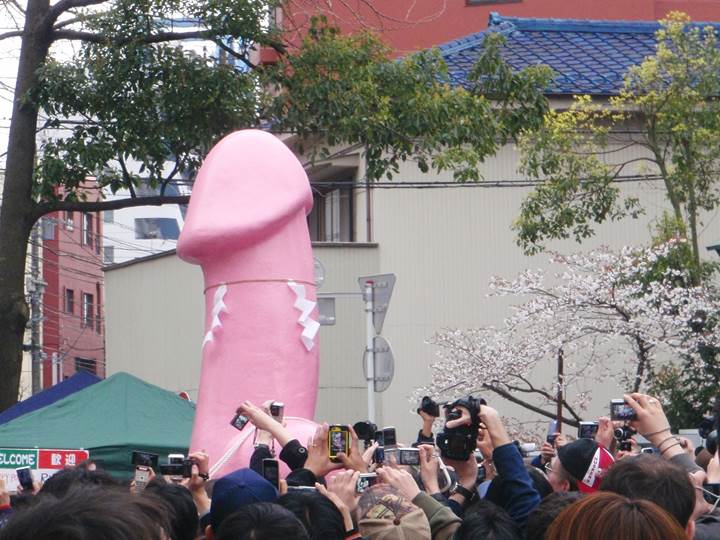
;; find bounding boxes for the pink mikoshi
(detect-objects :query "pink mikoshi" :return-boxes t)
[178,129,320,478]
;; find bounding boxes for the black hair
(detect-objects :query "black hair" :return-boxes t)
[276,490,345,540]
[0,486,165,540]
[215,502,309,540]
[456,499,521,540]
[39,467,122,499]
[526,465,553,499]
[526,491,584,540]
[599,454,695,527]
[144,479,199,540]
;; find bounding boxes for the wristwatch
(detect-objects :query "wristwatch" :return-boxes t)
[451,484,476,502]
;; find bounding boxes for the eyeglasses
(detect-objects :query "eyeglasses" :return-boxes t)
[696,485,720,513]
[544,462,553,474]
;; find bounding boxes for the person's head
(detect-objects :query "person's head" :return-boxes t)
[277,490,345,540]
[545,491,687,540]
[554,439,614,493]
[357,484,431,539]
[215,503,309,540]
[455,500,521,540]
[600,454,695,537]
[526,465,553,499]
[0,487,166,540]
[145,479,199,540]
[206,468,278,538]
[546,455,578,493]
[525,492,584,540]
[39,467,122,498]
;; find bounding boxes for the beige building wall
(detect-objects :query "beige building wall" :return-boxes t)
[105,137,720,443]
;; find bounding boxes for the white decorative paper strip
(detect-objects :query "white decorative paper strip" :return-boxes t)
[288,281,319,351]
[203,283,228,347]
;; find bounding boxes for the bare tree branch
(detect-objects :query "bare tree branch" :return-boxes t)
[48,0,107,23]
[35,195,189,217]
[213,39,257,70]
[52,28,215,45]
[482,382,580,428]
[0,29,24,40]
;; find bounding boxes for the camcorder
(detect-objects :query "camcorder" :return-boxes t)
[353,420,378,449]
[614,425,636,452]
[436,395,485,461]
[698,397,720,454]
[417,396,441,417]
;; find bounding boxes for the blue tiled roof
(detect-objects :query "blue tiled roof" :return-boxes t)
[438,13,720,96]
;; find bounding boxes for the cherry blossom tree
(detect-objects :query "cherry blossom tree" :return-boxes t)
[416,240,720,427]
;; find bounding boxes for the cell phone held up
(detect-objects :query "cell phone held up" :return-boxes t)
[16,466,34,492]
[610,399,637,421]
[328,425,350,462]
[262,459,280,489]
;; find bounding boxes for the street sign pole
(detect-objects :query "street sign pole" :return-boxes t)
[364,281,376,423]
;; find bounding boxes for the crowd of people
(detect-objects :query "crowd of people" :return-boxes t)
[1,392,719,539]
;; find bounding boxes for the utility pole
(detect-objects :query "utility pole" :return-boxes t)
[29,221,44,394]
[556,348,564,433]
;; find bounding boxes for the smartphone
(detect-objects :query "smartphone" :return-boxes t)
[134,465,152,493]
[328,425,350,462]
[578,421,599,440]
[610,399,637,421]
[231,413,250,431]
[270,402,284,423]
[373,430,384,446]
[383,427,397,448]
[16,467,33,491]
[356,472,378,493]
[546,420,558,444]
[396,448,420,466]
[373,445,385,465]
[131,450,159,468]
[168,454,185,465]
[262,459,280,489]
[477,464,487,483]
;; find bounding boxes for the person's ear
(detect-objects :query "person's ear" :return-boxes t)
[205,525,214,540]
[686,517,695,540]
[561,479,570,493]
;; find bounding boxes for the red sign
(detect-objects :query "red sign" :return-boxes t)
[37,449,89,469]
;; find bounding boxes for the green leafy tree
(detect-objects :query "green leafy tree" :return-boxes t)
[0,2,551,410]
[515,12,720,285]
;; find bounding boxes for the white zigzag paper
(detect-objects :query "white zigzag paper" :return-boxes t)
[203,283,228,347]
[288,281,319,351]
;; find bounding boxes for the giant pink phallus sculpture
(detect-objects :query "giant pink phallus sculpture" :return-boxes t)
[177,130,320,478]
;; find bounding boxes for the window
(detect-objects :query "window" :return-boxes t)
[103,210,114,223]
[81,293,94,328]
[94,214,101,254]
[82,213,93,245]
[41,217,55,240]
[307,182,354,242]
[74,357,97,375]
[103,245,115,264]
[64,211,74,231]
[64,288,74,314]
[95,283,102,334]
[134,218,180,240]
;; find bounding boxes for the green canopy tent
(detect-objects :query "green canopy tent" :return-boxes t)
[0,372,195,478]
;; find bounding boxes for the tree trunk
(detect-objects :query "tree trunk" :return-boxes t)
[0,0,52,411]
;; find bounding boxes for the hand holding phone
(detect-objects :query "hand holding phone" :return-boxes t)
[134,466,152,494]
[16,467,34,492]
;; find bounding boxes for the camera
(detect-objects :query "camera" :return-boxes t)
[417,396,440,417]
[610,399,637,421]
[270,402,284,422]
[230,413,249,431]
[436,395,485,461]
[131,450,159,469]
[396,448,420,466]
[353,421,378,448]
[578,422,599,440]
[356,473,377,493]
[699,414,716,440]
